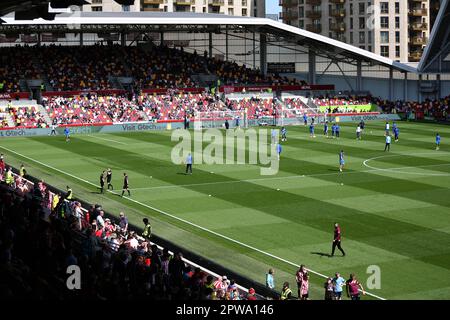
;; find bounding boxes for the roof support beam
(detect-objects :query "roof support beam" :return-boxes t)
[389,68,394,101]
[356,60,362,92]
[404,72,408,102]
[308,48,316,84]
[209,32,213,59]
[260,33,267,75]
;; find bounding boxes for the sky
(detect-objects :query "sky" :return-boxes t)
[266,0,281,15]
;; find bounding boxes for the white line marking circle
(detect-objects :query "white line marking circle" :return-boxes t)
[363,152,450,176]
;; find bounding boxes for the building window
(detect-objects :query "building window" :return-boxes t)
[395,31,400,43]
[380,2,389,14]
[359,17,365,29]
[228,8,234,15]
[359,3,365,15]
[359,31,365,43]
[242,0,247,6]
[350,3,353,15]
[299,6,304,18]
[350,32,353,44]
[92,0,102,3]
[368,31,372,42]
[203,7,206,13]
[299,20,304,29]
[368,45,372,52]
[360,45,365,50]
[242,8,247,16]
[92,6,102,11]
[350,17,353,29]
[395,2,400,14]
[380,17,389,28]
[228,0,233,5]
[380,31,389,43]
[395,46,400,58]
[122,5,130,12]
[380,46,389,57]
[395,17,400,28]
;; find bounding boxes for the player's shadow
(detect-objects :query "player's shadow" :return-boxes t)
[311,252,332,257]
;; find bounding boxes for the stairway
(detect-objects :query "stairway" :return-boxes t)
[36,104,53,126]
[2,113,15,127]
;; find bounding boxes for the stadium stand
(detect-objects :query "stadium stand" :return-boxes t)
[0,166,268,300]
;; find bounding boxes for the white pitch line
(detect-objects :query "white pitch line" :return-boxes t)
[0,144,386,300]
[86,134,128,145]
[363,152,450,176]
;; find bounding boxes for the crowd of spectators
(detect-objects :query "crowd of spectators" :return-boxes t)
[7,106,48,128]
[42,95,114,125]
[0,44,304,93]
[375,96,449,120]
[0,47,40,93]
[0,164,260,300]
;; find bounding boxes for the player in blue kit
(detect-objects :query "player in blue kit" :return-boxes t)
[331,123,336,138]
[339,150,345,172]
[64,127,70,142]
[324,121,329,138]
[394,126,400,142]
[303,113,308,126]
[277,143,282,160]
[335,123,340,138]
[309,122,315,138]
[436,133,441,150]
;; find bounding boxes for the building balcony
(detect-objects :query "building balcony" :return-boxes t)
[280,11,299,21]
[305,0,321,5]
[208,0,225,6]
[408,51,423,62]
[279,0,299,7]
[306,24,322,33]
[174,0,195,5]
[329,0,346,4]
[142,0,164,4]
[410,22,428,31]
[330,23,346,32]
[410,36,428,45]
[306,10,321,19]
[330,9,346,18]
[409,8,428,16]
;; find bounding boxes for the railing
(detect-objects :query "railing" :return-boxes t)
[409,8,428,16]
[306,24,322,33]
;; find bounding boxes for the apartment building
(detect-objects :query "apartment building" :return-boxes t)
[82,0,265,17]
[280,0,438,62]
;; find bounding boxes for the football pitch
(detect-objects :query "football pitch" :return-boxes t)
[1,121,450,300]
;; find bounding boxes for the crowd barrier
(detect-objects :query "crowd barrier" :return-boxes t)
[0,114,401,138]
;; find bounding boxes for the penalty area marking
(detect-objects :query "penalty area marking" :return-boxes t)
[0,144,386,300]
[363,152,450,176]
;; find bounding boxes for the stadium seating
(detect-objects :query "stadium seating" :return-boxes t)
[0,169,256,300]
[0,47,40,93]
[8,106,48,128]
[0,44,305,92]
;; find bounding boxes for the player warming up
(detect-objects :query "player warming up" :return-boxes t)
[339,150,345,172]
[281,126,287,142]
[64,127,70,142]
[436,133,441,150]
[121,172,131,197]
[331,223,346,257]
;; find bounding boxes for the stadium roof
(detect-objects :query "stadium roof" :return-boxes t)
[418,0,450,73]
[0,11,418,74]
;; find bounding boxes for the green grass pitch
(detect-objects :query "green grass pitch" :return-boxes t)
[1,121,450,300]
